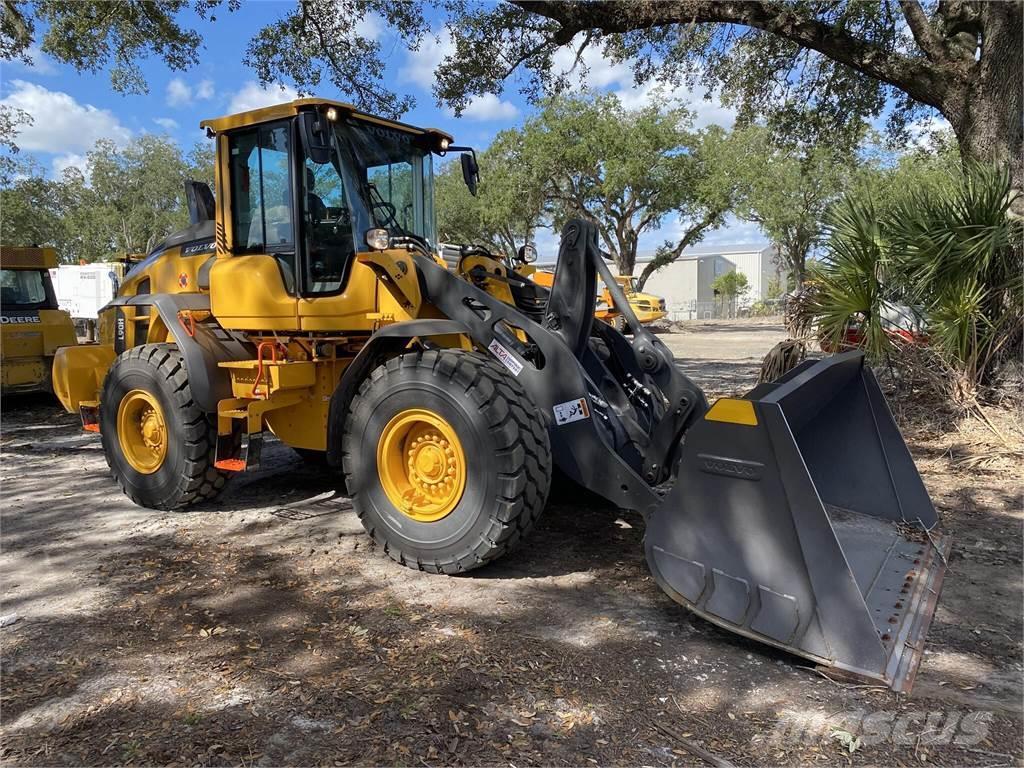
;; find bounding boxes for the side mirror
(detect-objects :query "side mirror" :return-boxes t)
[299,110,331,165]
[517,243,538,263]
[460,152,479,196]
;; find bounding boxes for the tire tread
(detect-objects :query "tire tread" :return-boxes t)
[342,349,551,574]
[101,343,227,510]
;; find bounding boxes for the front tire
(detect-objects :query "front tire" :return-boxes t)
[342,349,551,573]
[100,343,228,510]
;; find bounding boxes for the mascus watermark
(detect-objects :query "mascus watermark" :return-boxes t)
[767,709,993,748]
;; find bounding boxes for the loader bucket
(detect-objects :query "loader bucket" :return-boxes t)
[645,351,949,691]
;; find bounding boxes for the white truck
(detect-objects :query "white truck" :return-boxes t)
[49,262,130,338]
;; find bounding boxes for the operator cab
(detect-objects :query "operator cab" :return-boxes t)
[201,100,461,301]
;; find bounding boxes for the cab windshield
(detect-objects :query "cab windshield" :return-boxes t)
[343,121,436,245]
[308,119,437,243]
[1,269,48,309]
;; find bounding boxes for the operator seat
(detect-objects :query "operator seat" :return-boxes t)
[305,167,327,222]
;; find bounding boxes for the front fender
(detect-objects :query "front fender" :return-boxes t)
[325,319,471,467]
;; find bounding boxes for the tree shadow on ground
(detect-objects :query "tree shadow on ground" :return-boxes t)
[2,368,1022,766]
[3,521,1021,767]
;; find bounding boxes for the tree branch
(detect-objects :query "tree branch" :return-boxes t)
[636,207,723,290]
[513,0,951,106]
[898,0,948,63]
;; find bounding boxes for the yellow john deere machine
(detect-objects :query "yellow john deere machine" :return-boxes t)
[1,246,76,394]
[53,99,948,691]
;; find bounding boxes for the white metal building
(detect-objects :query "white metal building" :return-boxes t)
[636,244,781,320]
[535,242,781,321]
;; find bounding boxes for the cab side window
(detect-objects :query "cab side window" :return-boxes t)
[229,122,295,291]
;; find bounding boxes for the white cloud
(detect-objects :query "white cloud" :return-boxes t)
[21,45,58,75]
[614,80,736,129]
[551,36,735,129]
[4,45,59,75]
[228,82,300,114]
[531,227,560,263]
[460,93,519,122]
[196,79,215,100]
[355,13,384,41]
[153,117,179,132]
[905,114,952,151]
[166,77,215,107]
[699,216,766,247]
[398,30,455,91]
[51,152,88,177]
[0,80,131,153]
[166,77,192,107]
[551,41,632,90]
[399,31,517,122]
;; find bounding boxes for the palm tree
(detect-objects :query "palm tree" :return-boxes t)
[812,163,1022,393]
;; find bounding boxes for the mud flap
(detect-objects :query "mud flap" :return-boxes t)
[645,351,949,691]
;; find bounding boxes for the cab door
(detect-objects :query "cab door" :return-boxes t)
[294,135,379,333]
[209,121,300,331]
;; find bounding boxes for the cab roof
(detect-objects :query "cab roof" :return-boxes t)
[0,246,58,270]
[199,98,454,148]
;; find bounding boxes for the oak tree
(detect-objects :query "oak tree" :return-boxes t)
[518,93,731,277]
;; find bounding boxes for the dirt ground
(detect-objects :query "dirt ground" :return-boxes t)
[2,320,1021,767]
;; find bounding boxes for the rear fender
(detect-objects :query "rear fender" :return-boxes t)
[103,293,254,412]
[52,343,115,413]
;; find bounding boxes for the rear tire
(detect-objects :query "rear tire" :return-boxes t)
[342,349,551,573]
[100,343,228,510]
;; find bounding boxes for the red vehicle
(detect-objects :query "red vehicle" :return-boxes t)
[820,302,928,353]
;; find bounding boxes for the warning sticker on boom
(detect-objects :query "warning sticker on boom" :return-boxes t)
[488,339,524,376]
[553,397,590,425]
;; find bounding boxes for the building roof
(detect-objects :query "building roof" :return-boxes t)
[534,243,773,269]
[635,243,773,262]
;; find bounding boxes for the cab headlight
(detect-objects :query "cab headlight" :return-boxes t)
[365,228,390,251]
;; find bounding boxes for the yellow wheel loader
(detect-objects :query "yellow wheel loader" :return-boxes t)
[1,246,77,394]
[53,99,948,691]
[528,269,667,331]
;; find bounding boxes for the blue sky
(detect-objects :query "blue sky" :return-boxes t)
[2,3,772,255]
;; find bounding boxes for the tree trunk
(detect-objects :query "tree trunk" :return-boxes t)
[943,3,1023,216]
[793,251,807,290]
[618,238,637,276]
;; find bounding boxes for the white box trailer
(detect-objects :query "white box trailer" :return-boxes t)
[49,263,128,320]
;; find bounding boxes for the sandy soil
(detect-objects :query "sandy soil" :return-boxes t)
[1,320,1021,767]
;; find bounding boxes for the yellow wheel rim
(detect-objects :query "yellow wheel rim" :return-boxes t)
[117,389,168,474]
[377,408,467,522]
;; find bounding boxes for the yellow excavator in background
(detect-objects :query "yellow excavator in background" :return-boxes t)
[52,98,948,692]
[1,246,77,394]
